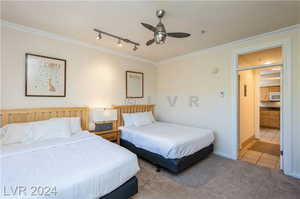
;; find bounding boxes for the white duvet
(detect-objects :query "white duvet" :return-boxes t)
[120,122,214,159]
[0,131,139,199]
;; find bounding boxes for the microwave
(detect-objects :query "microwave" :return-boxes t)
[269,92,280,101]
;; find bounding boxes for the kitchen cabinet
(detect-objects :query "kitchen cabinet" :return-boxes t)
[260,86,280,102]
[260,107,280,129]
[269,86,280,92]
[260,87,270,101]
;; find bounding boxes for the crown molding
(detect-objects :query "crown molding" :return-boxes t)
[158,24,300,65]
[2,20,299,66]
[1,20,157,66]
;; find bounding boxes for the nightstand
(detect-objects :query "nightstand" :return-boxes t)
[90,129,120,144]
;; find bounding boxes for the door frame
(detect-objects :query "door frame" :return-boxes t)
[232,39,292,175]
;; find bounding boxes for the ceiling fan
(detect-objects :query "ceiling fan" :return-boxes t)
[141,9,191,46]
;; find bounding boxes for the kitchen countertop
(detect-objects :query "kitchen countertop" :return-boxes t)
[260,106,280,110]
[260,102,280,109]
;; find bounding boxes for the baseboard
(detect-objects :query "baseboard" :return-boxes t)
[241,135,255,149]
[286,172,300,179]
[214,151,300,180]
[213,151,237,160]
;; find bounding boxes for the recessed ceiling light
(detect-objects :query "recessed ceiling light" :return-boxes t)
[261,77,280,80]
[264,61,272,65]
[272,68,281,71]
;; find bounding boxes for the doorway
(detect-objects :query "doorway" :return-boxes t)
[238,64,282,169]
[232,41,292,175]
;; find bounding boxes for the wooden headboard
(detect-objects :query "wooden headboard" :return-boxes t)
[112,104,154,128]
[0,107,89,130]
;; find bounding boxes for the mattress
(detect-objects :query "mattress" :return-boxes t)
[0,131,139,199]
[120,122,214,159]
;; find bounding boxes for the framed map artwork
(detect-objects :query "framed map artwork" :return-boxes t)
[25,53,66,97]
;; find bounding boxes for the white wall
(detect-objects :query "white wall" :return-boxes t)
[1,26,157,109]
[254,70,260,138]
[0,23,2,110]
[2,21,300,178]
[238,70,255,148]
[292,28,300,177]
[157,28,300,176]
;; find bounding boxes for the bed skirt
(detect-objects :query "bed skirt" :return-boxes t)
[100,176,138,199]
[121,139,214,174]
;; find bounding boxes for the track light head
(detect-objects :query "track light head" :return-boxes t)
[133,45,138,51]
[96,33,102,40]
[93,28,139,49]
[117,39,122,47]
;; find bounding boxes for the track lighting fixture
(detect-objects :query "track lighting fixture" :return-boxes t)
[94,28,139,51]
[96,33,102,40]
[117,39,122,47]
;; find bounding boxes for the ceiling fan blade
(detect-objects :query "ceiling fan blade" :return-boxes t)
[167,32,191,38]
[141,23,156,32]
[146,39,155,46]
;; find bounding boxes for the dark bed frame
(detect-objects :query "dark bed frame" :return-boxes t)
[121,139,214,174]
[100,176,138,199]
[112,105,214,174]
[99,141,213,199]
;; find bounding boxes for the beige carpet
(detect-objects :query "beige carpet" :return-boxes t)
[132,155,300,199]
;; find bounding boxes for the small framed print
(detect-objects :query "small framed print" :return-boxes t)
[126,71,144,98]
[25,53,66,97]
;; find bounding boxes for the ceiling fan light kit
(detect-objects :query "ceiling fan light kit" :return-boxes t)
[94,9,191,49]
[141,9,191,46]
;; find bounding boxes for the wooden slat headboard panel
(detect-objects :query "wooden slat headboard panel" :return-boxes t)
[0,107,89,130]
[112,104,155,128]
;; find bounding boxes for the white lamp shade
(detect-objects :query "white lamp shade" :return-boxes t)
[92,108,117,122]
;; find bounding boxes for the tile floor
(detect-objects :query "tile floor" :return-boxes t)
[256,128,280,144]
[240,128,281,169]
[240,149,280,169]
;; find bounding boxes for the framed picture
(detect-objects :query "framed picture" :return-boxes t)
[25,53,66,97]
[126,71,144,98]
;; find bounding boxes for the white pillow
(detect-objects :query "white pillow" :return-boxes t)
[69,117,82,133]
[122,113,135,127]
[25,119,71,143]
[1,123,33,145]
[50,117,81,134]
[147,111,156,122]
[131,112,153,127]
[0,128,5,138]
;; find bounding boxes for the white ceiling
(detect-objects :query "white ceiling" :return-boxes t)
[1,1,299,62]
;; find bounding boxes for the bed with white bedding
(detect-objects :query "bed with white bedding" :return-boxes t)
[113,105,214,173]
[0,107,139,199]
[1,131,139,199]
[120,122,214,159]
